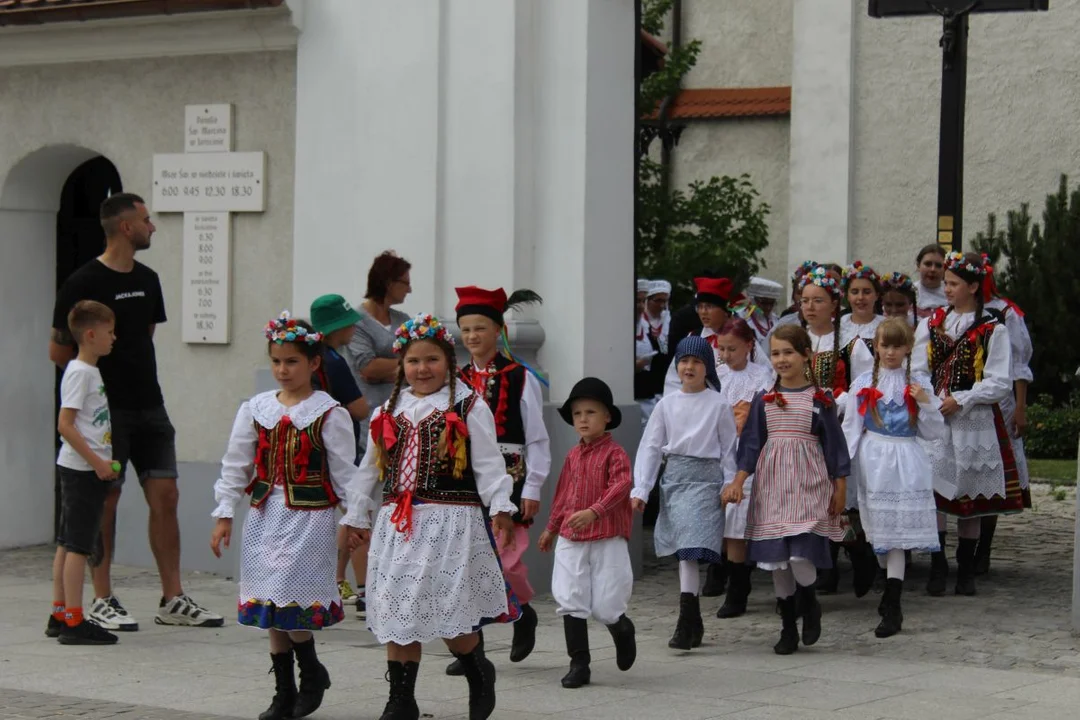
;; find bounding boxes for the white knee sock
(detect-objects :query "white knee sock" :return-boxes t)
[678,560,700,595]
[790,557,817,588]
[771,567,796,598]
[886,548,905,580]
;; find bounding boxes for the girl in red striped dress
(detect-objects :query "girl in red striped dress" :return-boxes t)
[722,324,850,655]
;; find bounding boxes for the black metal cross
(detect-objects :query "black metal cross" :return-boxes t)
[868,1,1048,251]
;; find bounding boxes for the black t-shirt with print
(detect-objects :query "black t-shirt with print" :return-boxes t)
[52,259,167,410]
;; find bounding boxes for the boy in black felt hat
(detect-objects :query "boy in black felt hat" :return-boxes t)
[538,378,636,689]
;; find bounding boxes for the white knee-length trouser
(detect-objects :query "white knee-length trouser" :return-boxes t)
[551,536,633,626]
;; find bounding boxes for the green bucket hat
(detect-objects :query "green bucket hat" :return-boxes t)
[310,294,362,335]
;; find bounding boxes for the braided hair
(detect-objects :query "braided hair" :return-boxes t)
[871,317,918,428]
[798,267,844,390]
[769,324,816,407]
[718,317,758,364]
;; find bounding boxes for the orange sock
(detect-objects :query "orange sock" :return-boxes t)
[64,607,84,628]
[51,603,65,621]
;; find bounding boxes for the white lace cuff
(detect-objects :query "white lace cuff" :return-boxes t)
[488,493,518,517]
[339,497,374,529]
[211,502,235,519]
[630,487,651,502]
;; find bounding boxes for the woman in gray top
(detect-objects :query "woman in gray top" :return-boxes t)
[348,250,412,451]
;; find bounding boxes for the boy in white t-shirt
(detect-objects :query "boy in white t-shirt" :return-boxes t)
[47,300,120,645]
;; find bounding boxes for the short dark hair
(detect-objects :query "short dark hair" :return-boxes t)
[365,251,412,302]
[68,300,115,343]
[100,193,145,235]
[917,243,947,264]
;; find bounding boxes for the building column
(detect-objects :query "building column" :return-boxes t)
[787,0,856,273]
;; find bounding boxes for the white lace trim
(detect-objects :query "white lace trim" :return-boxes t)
[718,362,774,405]
[389,384,475,415]
[849,367,932,403]
[840,314,883,344]
[249,390,339,430]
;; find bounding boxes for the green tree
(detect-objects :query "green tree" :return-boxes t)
[974,174,1080,404]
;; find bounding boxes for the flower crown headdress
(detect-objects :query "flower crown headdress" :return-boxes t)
[791,260,818,284]
[881,271,915,293]
[944,251,985,278]
[265,310,322,345]
[843,260,880,289]
[798,265,843,300]
[392,313,455,354]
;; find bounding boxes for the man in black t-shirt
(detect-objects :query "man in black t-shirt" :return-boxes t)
[49,193,223,632]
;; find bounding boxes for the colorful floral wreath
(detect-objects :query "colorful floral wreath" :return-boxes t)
[791,260,818,284]
[944,251,985,278]
[843,260,880,289]
[798,265,843,300]
[392,313,455,354]
[881,271,915,293]
[265,310,322,345]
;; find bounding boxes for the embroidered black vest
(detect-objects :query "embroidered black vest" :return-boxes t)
[928,309,999,395]
[811,349,847,397]
[381,395,482,505]
[245,411,339,510]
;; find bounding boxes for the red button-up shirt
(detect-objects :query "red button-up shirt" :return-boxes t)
[546,433,633,542]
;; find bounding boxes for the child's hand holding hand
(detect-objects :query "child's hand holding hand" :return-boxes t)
[492,512,516,550]
[341,526,370,551]
[721,483,743,506]
[210,518,232,558]
[631,498,647,514]
[940,396,960,417]
[538,530,556,552]
[908,384,930,405]
[567,509,598,530]
[829,478,847,516]
[520,499,541,522]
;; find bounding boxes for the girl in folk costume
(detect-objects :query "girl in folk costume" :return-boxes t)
[662,276,736,397]
[722,324,850,655]
[451,286,551,672]
[633,335,739,650]
[775,261,818,328]
[736,276,785,360]
[842,319,947,638]
[210,313,369,720]
[639,280,672,355]
[913,244,949,320]
[881,272,918,327]
[912,252,1022,598]
[712,318,775,619]
[841,261,885,350]
[357,314,519,720]
[973,259,1034,576]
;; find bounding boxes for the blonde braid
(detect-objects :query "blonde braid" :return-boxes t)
[374,363,407,477]
[829,302,841,390]
[869,354,883,428]
[905,353,917,428]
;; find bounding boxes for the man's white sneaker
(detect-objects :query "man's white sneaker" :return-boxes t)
[88,596,140,632]
[155,594,225,627]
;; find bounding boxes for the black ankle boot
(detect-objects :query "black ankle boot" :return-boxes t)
[446,629,482,676]
[797,584,822,646]
[561,616,591,689]
[974,516,997,576]
[927,532,949,597]
[380,661,420,720]
[454,646,497,719]
[292,638,330,718]
[510,603,537,663]
[701,560,727,597]
[850,541,877,599]
[606,614,637,671]
[259,651,296,720]
[774,595,800,655]
[955,537,978,596]
[668,592,702,650]
[717,563,752,619]
[815,543,840,594]
[875,579,904,638]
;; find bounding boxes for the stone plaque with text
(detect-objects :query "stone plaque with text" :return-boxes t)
[182,213,230,344]
[185,104,232,153]
[152,152,265,212]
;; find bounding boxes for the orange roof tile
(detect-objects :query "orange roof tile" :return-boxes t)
[650,87,792,121]
[0,0,284,26]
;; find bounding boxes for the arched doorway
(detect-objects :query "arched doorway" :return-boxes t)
[0,145,121,549]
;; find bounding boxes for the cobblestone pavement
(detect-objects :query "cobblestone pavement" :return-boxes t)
[1,483,1078,719]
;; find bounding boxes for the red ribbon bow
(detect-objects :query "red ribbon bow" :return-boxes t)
[903,385,919,417]
[706,335,720,348]
[370,412,398,451]
[814,389,834,408]
[762,391,786,408]
[857,387,883,417]
[390,490,414,538]
[444,411,469,446]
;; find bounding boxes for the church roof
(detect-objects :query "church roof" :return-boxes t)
[660,87,791,120]
[0,0,284,26]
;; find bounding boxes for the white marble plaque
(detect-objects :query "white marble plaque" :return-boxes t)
[152,152,265,212]
[182,213,231,344]
[185,104,232,153]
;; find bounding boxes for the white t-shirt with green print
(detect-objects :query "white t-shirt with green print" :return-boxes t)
[57,359,113,472]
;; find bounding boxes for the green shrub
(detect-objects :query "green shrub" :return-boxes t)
[1026,396,1080,459]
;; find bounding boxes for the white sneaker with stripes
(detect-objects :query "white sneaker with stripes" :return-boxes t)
[154,594,224,627]
[88,596,140,632]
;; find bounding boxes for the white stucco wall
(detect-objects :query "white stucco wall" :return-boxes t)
[670,119,790,287]
[0,50,296,473]
[852,6,1078,271]
[681,0,793,89]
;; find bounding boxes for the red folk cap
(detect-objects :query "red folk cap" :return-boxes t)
[693,277,734,304]
[455,286,509,325]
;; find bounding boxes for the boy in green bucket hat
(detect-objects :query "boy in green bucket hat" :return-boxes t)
[310,294,371,618]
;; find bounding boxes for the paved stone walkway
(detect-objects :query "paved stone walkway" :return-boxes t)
[1,483,1078,719]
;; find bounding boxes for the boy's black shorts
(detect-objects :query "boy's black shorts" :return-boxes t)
[56,467,113,556]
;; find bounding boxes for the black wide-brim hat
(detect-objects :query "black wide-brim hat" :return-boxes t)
[558,377,622,430]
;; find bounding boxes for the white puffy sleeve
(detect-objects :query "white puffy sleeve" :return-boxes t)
[348,408,386,529]
[632,398,668,501]
[841,374,868,461]
[466,399,517,515]
[716,401,739,488]
[320,406,373,527]
[212,402,257,519]
[912,372,948,442]
[952,324,1012,414]
[520,372,551,502]
[911,317,932,378]
[1004,310,1034,383]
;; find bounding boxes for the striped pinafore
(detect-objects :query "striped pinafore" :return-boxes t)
[745,388,846,544]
